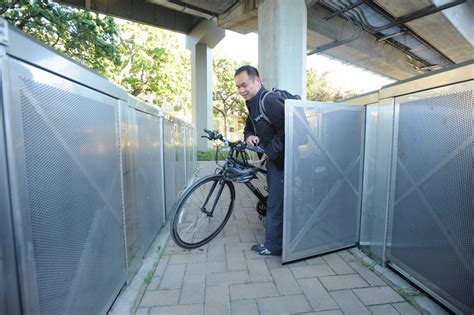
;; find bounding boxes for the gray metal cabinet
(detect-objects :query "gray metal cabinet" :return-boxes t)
[1,52,126,314]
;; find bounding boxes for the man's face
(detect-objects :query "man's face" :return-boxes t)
[235,71,261,101]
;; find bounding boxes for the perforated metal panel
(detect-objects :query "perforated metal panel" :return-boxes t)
[163,119,177,219]
[6,59,126,314]
[283,101,365,262]
[136,111,165,248]
[387,82,474,314]
[360,104,378,256]
[185,125,194,183]
[119,107,143,280]
[359,100,395,263]
[175,122,186,196]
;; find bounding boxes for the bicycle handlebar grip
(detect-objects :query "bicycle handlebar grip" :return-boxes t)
[246,144,265,154]
[203,128,221,140]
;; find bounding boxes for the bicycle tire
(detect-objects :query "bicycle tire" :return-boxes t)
[170,174,235,249]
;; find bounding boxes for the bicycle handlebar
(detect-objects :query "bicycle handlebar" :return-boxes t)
[245,144,265,154]
[202,128,223,141]
[201,129,264,154]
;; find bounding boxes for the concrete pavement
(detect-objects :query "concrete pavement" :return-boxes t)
[129,162,439,315]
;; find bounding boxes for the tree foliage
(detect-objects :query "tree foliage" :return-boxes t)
[1,0,122,76]
[0,1,192,114]
[307,68,356,102]
[113,22,191,114]
[212,57,247,138]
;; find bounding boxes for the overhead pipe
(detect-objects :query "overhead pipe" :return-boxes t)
[323,0,364,20]
[360,0,467,32]
[377,30,406,41]
[307,10,362,55]
[358,0,457,65]
[318,0,457,66]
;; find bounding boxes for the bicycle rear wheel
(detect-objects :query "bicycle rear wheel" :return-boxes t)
[170,174,235,249]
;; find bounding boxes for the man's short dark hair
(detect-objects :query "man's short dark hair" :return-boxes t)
[235,65,260,79]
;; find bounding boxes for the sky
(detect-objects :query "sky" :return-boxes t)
[212,30,395,94]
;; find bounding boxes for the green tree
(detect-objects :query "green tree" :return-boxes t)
[113,22,191,115]
[307,68,356,102]
[213,57,247,139]
[0,0,122,76]
[1,2,193,116]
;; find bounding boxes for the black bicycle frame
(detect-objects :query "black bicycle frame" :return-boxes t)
[244,179,266,202]
[200,140,268,217]
[224,146,268,202]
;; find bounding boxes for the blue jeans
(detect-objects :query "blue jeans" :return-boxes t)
[264,160,284,252]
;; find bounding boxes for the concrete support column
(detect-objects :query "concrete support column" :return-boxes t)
[191,44,213,150]
[186,20,225,151]
[258,0,307,98]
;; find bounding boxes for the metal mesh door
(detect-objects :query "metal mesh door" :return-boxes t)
[6,59,126,314]
[136,111,165,249]
[185,125,194,183]
[175,122,186,195]
[283,101,365,262]
[360,104,378,257]
[119,106,142,280]
[359,100,395,263]
[387,82,473,314]
[163,119,177,219]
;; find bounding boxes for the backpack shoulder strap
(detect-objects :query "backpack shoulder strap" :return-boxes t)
[258,90,272,124]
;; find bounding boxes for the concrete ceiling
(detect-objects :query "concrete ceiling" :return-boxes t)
[57,0,473,81]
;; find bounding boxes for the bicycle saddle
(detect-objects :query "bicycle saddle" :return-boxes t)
[224,166,258,183]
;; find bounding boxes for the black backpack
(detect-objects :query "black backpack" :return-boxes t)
[258,88,301,125]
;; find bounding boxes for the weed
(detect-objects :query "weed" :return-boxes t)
[397,288,417,304]
[144,245,164,285]
[144,270,153,285]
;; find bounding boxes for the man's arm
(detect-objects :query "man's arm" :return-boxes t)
[263,94,285,161]
[243,114,254,141]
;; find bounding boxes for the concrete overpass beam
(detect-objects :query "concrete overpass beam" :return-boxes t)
[258,0,307,98]
[218,0,258,34]
[186,20,225,150]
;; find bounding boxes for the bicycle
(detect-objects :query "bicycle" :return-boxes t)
[170,129,268,249]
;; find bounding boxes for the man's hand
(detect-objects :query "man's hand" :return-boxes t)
[246,135,260,145]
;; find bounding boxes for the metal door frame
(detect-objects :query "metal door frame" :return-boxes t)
[282,100,365,263]
[0,56,22,315]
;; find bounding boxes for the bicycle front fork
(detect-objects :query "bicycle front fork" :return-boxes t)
[201,178,227,217]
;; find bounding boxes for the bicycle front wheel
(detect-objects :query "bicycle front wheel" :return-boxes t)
[170,174,235,249]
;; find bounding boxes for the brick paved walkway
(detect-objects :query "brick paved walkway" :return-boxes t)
[135,162,421,315]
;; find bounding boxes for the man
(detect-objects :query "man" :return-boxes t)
[234,65,285,256]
